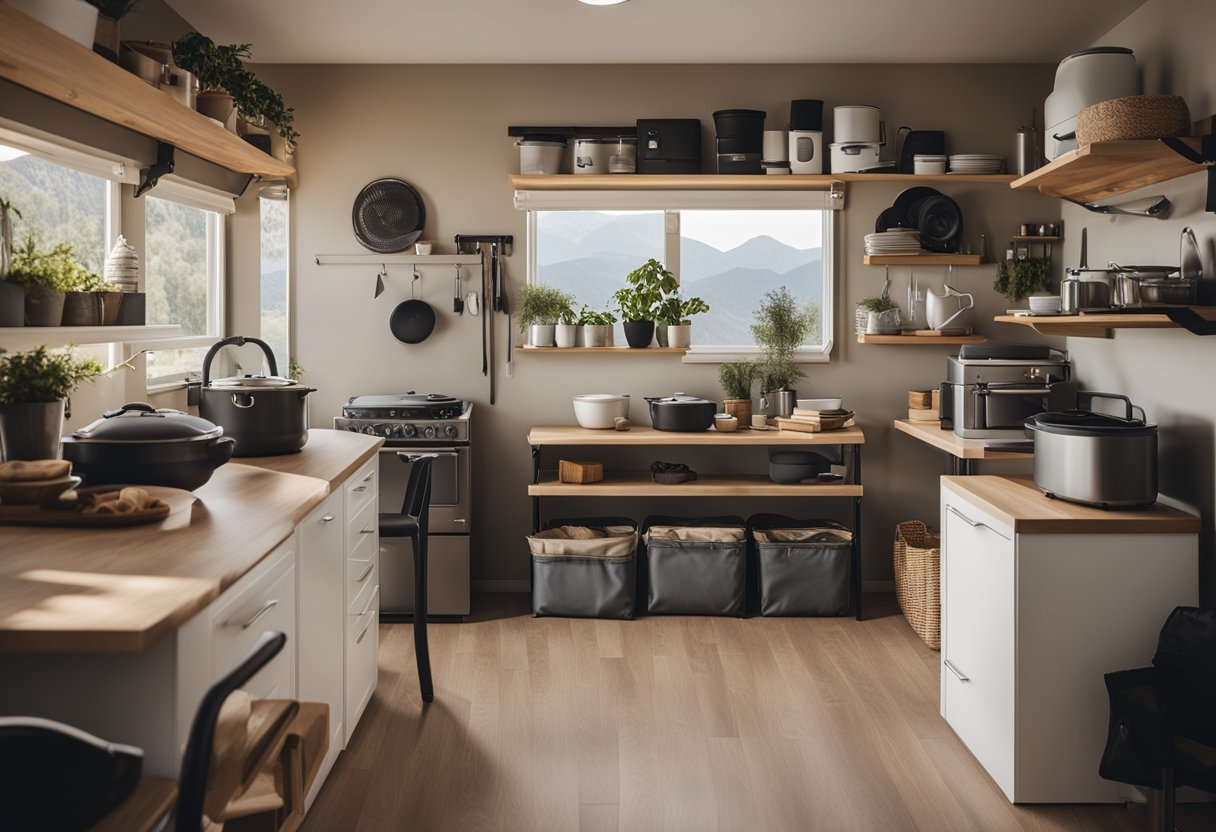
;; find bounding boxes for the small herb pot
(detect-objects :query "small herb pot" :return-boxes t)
[554,323,580,348]
[24,285,65,327]
[622,320,655,349]
[62,291,103,326]
[580,324,610,347]
[528,324,556,347]
[0,280,24,327]
[666,323,692,349]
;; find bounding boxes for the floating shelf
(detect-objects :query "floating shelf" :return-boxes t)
[527,425,865,447]
[515,346,686,355]
[1009,138,1209,203]
[862,254,984,266]
[529,474,863,498]
[510,173,1017,191]
[994,308,1216,338]
[893,419,1034,461]
[0,5,295,182]
[856,333,987,345]
[0,324,183,351]
[1010,235,1063,243]
[314,254,483,267]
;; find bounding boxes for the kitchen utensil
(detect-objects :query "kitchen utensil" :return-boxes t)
[200,336,315,457]
[574,137,615,174]
[390,298,436,344]
[516,137,566,174]
[1181,226,1203,282]
[768,450,831,483]
[797,397,844,411]
[0,474,81,505]
[714,415,739,433]
[790,100,824,131]
[873,208,911,233]
[1015,123,1040,175]
[830,142,882,173]
[608,136,637,173]
[913,155,948,175]
[763,130,788,163]
[788,130,823,174]
[1109,262,1178,307]
[925,284,975,330]
[1061,272,1112,312]
[1044,46,1139,160]
[761,389,798,418]
[415,242,433,255]
[572,394,631,429]
[374,265,386,299]
[466,291,480,316]
[644,394,717,432]
[352,178,426,253]
[1139,276,1197,305]
[1028,294,1061,314]
[1024,391,1157,508]
[892,186,940,226]
[61,403,236,490]
[914,194,964,253]
[834,105,884,144]
[898,130,946,173]
[941,346,1076,440]
[453,265,464,314]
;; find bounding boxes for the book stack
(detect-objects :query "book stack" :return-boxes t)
[774,408,855,434]
[908,389,940,423]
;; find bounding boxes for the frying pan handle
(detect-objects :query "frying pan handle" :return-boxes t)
[1076,391,1134,421]
[202,336,279,386]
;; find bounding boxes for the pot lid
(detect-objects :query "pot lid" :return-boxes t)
[1026,408,1157,437]
[574,393,629,402]
[73,403,223,443]
[648,394,714,406]
[209,373,300,389]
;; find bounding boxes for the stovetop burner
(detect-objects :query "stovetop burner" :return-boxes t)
[339,391,470,425]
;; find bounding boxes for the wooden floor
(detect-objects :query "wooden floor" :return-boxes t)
[302,594,1215,832]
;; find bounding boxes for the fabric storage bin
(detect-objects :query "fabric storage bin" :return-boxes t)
[528,517,637,619]
[893,520,941,649]
[749,514,853,616]
[643,515,747,616]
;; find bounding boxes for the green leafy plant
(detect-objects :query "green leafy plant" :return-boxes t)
[171,33,252,95]
[516,283,575,330]
[85,0,138,18]
[752,287,814,391]
[576,305,617,326]
[857,296,899,314]
[613,258,677,322]
[239,78,299,152]
[5,238,98,292]
[0,346,103,404]
[995,257,1051,301]
[719,361,757,401]
[287,359,304,381]
[656,294,711,326]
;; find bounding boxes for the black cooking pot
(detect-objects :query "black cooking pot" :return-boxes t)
[644,394,717,432]
[199,336,315,457]
[62,403,236,491]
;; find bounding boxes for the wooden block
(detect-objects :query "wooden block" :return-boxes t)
[559,460,604,484]
[932,388,941,411]
[775,418,822,433]
[908,390,933,409]
[908,407,940,422]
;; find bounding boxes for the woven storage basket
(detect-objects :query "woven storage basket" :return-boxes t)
[1076,95,1191,147]
[893,520,941,650]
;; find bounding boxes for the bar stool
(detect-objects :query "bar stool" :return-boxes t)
[378,453,435,703]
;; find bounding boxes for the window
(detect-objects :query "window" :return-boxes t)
[523,191,836,360]
[259,187,289,372]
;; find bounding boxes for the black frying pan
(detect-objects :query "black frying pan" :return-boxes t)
[389,299,436,344]
[353,178,426,253]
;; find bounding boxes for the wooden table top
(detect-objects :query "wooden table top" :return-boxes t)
[528,424,865,446]
[0,431,381,654]
[942,475,1200,535]
[894,419,1033,461]
[232,429,383,489]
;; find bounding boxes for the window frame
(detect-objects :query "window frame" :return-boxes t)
[523,191,837,363]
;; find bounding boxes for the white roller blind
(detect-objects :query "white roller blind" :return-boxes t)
[0,124,136,183]
[513,187,843,212]
[152,175,236,215]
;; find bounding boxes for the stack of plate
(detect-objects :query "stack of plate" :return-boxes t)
[865,230,924,255]
[104,234,140,292]
[948,154,1005,174]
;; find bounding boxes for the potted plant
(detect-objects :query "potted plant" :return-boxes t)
[752,287,813,417]
[63,270,121,326]
[554,305,580,349]
[656,294,710,349]
[238,78,300,161]
[995,257,1051,302]
[576,305,616,347]
[517,283,574,347]
[0,198,22,327]
[5,238,84,326]
[171,33,252,126]
[719,360,757,428]
[0,346,102,460]
[86,0,138,61]
[613,258,677,349]
[855,296,900,334]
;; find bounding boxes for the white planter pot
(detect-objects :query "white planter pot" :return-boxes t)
[10,0,98,48]
[554,324,580,348]
[528,324,556,347]
[580,325,610,347]
[666,324,692,349]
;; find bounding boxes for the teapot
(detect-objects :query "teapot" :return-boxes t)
[925,284,975,331]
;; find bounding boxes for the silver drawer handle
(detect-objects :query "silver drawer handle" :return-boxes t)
[356,560,374,583]
[947,505,982,528]
[359,526,375,534]
[356,615,374,644]
[353,486,368,493]
[234,599,278,630]
[944,659,970,682]
[359,590,379,617]
[321,514,336,523]
[363,471,374,482]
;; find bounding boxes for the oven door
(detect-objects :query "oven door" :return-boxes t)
[974,384,1052,431]
[377,446,470,534]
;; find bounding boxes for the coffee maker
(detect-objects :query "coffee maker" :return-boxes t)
[939,345,1077,440]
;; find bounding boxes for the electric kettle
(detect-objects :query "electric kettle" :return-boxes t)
[925,284,975,331]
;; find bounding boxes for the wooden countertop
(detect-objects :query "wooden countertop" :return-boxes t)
[894,419,1033,461]
[528,424,865,446]
[232,429,383,490]
[0,431,382,654]
[942,475,1200,535]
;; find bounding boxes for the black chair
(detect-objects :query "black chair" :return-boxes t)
[1099,606,1216,831]
[378,453,435,703]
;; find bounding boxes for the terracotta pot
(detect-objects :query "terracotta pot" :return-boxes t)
[24,285,65,326]
[0,400,65,462]
[62,291,103,326]
[0,281,23,327]
[723,398,753,429]
[197,90,234,124]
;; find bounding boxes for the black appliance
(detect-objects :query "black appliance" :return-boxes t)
[636,119,702,174]
[882,186,964,253]
[897,129,947,173]
[790,99,824,131]
[713,109,765,174]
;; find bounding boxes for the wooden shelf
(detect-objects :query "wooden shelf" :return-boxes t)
[0,324,183,350]
[315,254,482,267]
[528,424,864,446]
[862,254,984,266]
[515,346,687,355]
[894,419,1033,461]
[0,5,295,181]
[529,474,863,498]
[994,309,1216,338]
[1011,236,1062,243]
[1009,138,1209,203]
[856,333,987,345]
[510,173,1017,191]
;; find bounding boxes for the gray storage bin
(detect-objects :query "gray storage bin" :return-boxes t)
[528,518,637,619]
[750,514,852,616]
[644,515,747,616]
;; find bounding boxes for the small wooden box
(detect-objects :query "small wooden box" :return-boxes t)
[908,390,933,410]
[908,407,940,423]
[559,460,604,484]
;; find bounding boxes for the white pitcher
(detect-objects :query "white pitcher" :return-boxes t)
[925,284,975,330]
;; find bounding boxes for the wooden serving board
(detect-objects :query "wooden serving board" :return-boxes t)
[0,485,194,528]
[902,327,972,337]
[774,417,857,434]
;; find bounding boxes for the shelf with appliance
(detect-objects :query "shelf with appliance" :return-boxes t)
[894,418,1033,476]
[0,5,295,185]
[0,324,183,352]
[509,174,1017,191]
[856,333,987,345]
[514,346,687,355]
[1009,138,1210,204]
[527,423,867,618]
[994,307,1216,338]
[862,254,984,267]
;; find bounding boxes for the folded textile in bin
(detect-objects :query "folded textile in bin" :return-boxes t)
[529,520,638,619]
[642,516,748,616]
[750,514,853,617]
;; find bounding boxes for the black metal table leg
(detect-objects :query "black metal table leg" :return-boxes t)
[530,444,541,615]
[853,445,863,620]
[413,533,434,703]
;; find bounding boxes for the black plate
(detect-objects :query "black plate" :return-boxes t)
[389,299,436,344]
[892,186,941,226]
[352,178,426,254]
[874,206,910,233]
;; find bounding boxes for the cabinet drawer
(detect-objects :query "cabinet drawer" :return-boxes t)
[210,539,297,701]
[345,585,379,741]
[345,460,377,517]
[347,541,378,608]
[347,497,378,554]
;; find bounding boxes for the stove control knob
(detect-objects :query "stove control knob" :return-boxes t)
[444,425,458,438]
[423,425,437,439]
[363,425,377,435]
[401,424,417,439]
[389,410,397,417]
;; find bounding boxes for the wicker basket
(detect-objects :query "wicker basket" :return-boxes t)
[1076,95,1191,147]
[893,520,941,650]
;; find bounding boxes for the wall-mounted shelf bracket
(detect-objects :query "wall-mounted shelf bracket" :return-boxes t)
[1162,133,1216,212]
[135,142,175,198]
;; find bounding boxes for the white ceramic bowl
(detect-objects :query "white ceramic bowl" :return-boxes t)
[415,242,433,256]
[1028,295,1061,314]
[797,397,843,411]
[572,394,630,429]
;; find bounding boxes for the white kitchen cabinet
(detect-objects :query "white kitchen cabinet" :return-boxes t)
[343,457,379,743]
[940,476,1198,803]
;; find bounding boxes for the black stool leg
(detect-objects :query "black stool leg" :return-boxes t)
[412,534,434,703]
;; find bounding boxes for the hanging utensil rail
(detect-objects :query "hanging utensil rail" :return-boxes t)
[314,254,483,267]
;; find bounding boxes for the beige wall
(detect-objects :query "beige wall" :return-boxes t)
[1063,0,1216,603]
[247,61,1059,588]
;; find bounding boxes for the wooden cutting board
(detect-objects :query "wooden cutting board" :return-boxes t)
[0,486,194,528]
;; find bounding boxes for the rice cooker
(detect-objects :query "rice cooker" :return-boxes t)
[1044,47,1139,160]
[830,142,882,173]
